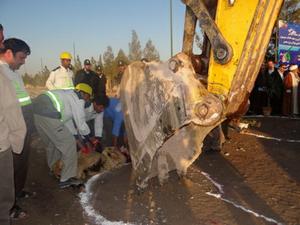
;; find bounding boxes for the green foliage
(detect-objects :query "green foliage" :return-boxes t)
[98,54,104,68]
[73,55,82,73]
[143,39,160,61]
[115,49,130,65]
[23,73,33,85]
[103,46,115,80]
[24,30,162,89]
[128,30,142,61]
[90,56,97,70]
[23,66,50,86]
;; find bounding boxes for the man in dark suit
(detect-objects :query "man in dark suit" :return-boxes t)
[269,63,286,115]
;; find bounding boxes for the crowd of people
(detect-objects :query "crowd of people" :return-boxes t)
[249,60,300,117]
[0,24,129,224]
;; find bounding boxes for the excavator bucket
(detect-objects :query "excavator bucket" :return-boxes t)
[120,0,283,188]
[120,53,223,188]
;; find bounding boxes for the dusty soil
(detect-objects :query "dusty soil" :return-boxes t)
[13,116,300,225]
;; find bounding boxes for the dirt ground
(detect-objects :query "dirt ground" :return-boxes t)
[13,116,300,225]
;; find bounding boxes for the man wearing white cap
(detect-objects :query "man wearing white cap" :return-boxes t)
[282,65,300,116]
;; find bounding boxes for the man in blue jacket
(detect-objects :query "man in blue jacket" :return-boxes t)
[103,98,128,154]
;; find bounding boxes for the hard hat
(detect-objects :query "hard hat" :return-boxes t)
[75,83,92,96]
[60,52,72,60]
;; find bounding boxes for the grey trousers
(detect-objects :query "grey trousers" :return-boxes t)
[34,114,77,182]
[0,149,14,225]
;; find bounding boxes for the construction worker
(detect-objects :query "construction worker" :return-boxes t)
[0,38,32,219]
[0,58,26,225]
[85,94,110,150]
[33,83,95,188]
[46,52,74,90]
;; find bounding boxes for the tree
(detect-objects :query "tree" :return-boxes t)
[115,49,129,65]
[98,54,104,68]
[279,0,300,23]
[128,30,142,61]
[103,46,115,80]
[74,55,82,73]
[90,56,97,70]
[37,66,50,86]
[143,39,160,61]
[23,73,33,86]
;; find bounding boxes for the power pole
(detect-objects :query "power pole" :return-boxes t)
[170,0,174,57]
[40,57,44,71]
[73,42,76,63]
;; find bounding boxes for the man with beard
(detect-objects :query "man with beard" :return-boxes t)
[74,59,98,94]
[268,63,286,115]
[0,38,32,220]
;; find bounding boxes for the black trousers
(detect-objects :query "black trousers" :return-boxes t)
[13,104,34,197]
[102,117,125,148]
[13,131,31,196]
[0,149,14,225]
[270,96,283,115]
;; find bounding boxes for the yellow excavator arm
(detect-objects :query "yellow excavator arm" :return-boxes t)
[183,0,283,116]
[120,0,284,188]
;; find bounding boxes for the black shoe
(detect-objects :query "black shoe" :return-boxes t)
[10,205,28,220]
[16,190,36,200]
[59,178,83,189]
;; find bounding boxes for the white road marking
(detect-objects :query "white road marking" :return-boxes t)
[241,130,300,143]
[200,171,283,225]
[79,173,134,225]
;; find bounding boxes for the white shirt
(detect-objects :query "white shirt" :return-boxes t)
[85,104,104,137]
[0,60,29,96]
[46,66,74,90]
[278,70,284,80]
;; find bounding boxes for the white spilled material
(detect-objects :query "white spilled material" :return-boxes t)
[201,172,283,225]
[79,173,134,225]
[205,192,283,225]
[241,130,300,143]
[201,172,224,194]
[244,115,300,120]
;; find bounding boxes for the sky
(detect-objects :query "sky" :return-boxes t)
[0,0,188,75]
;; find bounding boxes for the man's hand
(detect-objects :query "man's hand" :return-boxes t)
[90,136,103,153]
[76,139,85,150]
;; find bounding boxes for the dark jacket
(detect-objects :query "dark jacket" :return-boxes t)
[74,69,99,94]
[94,73,107,96]
[268,70,284,114]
